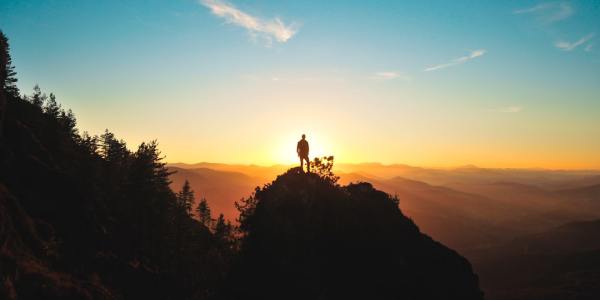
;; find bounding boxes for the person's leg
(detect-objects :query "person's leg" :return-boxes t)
[305,157,310,173]
[300,156,304,172]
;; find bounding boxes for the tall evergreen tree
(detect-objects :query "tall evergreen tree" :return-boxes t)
[0,33,5,138]
[75,131,99,157]
[58,108,77,136]
[213,213,233,246]
[127,141,174,259]
[44,93,61,118]
[177,180,195,216]
[0,30,19,98]
[196,197,212,227]
[100,129,129,164]
[0,30,18,137]
[30,84,46,107]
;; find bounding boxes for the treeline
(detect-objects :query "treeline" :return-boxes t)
[1,30,233,299]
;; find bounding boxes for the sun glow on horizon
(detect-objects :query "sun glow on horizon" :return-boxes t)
[3,1,599,170]
[271,132,340,165]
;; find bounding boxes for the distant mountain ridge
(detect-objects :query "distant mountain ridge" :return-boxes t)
[171,161,600,188]
[170,163,600,252]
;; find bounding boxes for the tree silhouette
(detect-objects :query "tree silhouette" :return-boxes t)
[0,30,18,98]
[58,108,77,136]
[213,213,234,249]
[44,93,61,118]
[196,197,213,227]
[100,129,129,163]
[177,180,195,216]
[28,84,47,107]
[311,155,339,184]
[0,31,17,137]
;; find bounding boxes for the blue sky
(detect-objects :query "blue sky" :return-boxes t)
[1,0,599,168]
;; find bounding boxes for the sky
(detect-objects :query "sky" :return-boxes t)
[1,0,599,168]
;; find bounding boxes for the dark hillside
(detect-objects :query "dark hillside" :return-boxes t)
[224,167,483,300]
[0,30,229,299]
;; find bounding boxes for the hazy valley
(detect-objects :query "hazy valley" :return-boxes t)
[170,162,600,299]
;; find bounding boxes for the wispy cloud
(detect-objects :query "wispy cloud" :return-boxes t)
[424,49,486,72]
[514,2,574,23]
[241,73,346,83]
[555,33,595,51]
[496,106,523,113]
[372,71,409,80]
[199,0,299,44]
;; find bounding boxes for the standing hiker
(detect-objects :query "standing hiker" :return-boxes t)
[297,134,310,172]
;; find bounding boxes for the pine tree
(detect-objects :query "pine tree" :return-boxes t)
[0,31,19,98]
[44,93,61,118]
[177,180,195,216]
[30,84,47,107]
[58,108,77,135]
[0,30,18,137]
[213,213,232,246]
[76,132,98,157]
[128,141,174,256]
[100,129,129,164]
[196,197,212,227]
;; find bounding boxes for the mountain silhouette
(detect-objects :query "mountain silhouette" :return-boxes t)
[222,167,484,300]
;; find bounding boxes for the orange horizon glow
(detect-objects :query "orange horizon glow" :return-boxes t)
[76,118,600,171]
[153,128,600,171]
[5,1,600,172]
[164,156,600,171]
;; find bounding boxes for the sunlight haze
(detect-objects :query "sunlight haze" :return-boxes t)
[1,0,599,168]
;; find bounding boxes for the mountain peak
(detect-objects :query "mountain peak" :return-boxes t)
[225,167,484,300]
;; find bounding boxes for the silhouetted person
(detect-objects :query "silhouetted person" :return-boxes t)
[297,134,310,172]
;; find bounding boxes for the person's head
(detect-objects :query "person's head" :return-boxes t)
[302,134,306,140]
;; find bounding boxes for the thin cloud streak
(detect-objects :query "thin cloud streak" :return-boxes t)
[424,49,486,72]
[487,106,523,113]
[200,0,298,44]
[372,71,409,80]
[555,33,595,51]
[514,2,574,23]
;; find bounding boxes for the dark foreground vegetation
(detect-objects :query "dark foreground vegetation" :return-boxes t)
[0,31,233,299]
[225,167,482,299]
